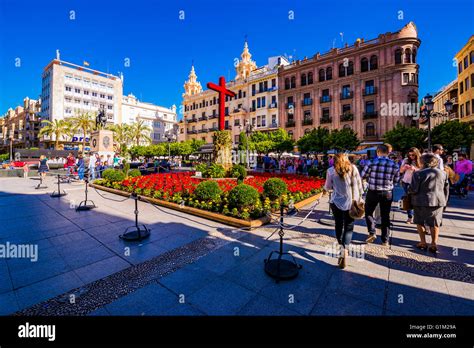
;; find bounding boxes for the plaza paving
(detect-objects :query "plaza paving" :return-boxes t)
[0,174,473,316]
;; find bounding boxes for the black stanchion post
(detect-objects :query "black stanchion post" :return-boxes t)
[51,173,67,198]
[35,175,48,190]
[318,191,335,226]
[119,193,151,241]
[76,179,96,211]
[264,202,302,282]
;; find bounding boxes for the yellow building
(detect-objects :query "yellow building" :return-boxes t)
[431,79,458,127]
[181,42,289,144]
[455,35,474,124]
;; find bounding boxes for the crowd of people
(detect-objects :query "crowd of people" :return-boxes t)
[37,152,124,181]
[323,143,472,269]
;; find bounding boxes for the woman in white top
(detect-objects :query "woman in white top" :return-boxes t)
[324,153,364,269]
[399,147,421,224]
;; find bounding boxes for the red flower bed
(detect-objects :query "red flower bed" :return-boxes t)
[246,171,325,194]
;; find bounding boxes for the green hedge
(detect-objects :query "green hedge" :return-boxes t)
[263,178,287,200]
[228,184,259,210]
[102,169,126,182]
[128,169,141,178]
[194,180,222,202]
[229,164,247,181]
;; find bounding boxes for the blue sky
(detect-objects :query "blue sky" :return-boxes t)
[0,0,472,119]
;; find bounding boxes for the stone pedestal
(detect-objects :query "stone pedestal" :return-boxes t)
[90,130,114,158]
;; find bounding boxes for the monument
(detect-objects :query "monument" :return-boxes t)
[207,76,235,171]
[89,108,114,158]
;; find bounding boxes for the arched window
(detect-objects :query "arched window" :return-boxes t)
[370,55,378,70]
[285,78,290,90]
[404,48,412,63]
[326,67,332,80]
[290,76,296,88]
[365,122,375,136]
[395,49,402,64]
[347,61,354,75]
[361,58,369,72]
[339,63,346,77]
[308,72,313,84]
[301,73,307,86]
[343,124,352,130]
[319,69,325,82]
[412,49,417,63]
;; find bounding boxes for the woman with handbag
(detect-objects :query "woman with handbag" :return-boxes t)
[324,153,364,269]
[399,147,422,224]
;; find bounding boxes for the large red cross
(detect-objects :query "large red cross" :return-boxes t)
[207,76,236,131]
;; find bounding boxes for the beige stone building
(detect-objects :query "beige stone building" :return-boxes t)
[181,42,289,144]
[456,35,474,125]
[278,22,420,143]
[0,97,42,152]
[430,80,459,127]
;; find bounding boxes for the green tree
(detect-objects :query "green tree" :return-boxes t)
[38,119,72,150]
[267,129,294,154]
[238,131,250,151]
[297,127,331,154]
[108,123,131,154]
[69,111,96,151]
[383,123,426,154]
[431,120,474,153]
[328,128,360,152]
[190,139,205,153]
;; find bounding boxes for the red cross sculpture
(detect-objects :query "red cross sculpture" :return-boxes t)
[207,76,236,131]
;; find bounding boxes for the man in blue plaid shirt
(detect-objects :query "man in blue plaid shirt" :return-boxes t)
[361,144,400,246]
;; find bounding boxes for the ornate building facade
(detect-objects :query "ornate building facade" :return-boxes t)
[0,97,42,151]
[456,35,474,126]
[181,42,289,144]
[278,22,420,143]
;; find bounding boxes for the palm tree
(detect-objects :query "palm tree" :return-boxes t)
[69,111,96,151]
[129,120,151,146]
[108,123,132,154]
[39,119,72,150]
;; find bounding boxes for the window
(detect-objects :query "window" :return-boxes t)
[271,115,277,126]
[412,49,417,63]
[308,72,313,84]
[261,116,266,127]
[319,69,325,82]
[84,101,89,106]
[322,108,330,118]
[108,95,113,100]
[366,122,375,136]
[464,56,468,69]
[235,135,240,143]
[460,81,464,94]
[65,86,72,92]
[466,101,471,115]
[342,85,351,98]
[84,90,89,95]
[272,78,276,87]
[290,76,296,88]
[361,58,369,72]
[234,119,240,126]
[365,101,375,114]
[75,88,80,93]
[343,124,351,130]
[347,61,354,75]
[403,73,409,84]
[339,63,346,77]
[405,48,412,63]
[465,77,470,91]
[326,67,332,80]
[470,51,474,65]
[395,49,402,64]
[92,92,97,97]
[370,55,378,70]
[460,104,464,117]
[301,73,307,86]
[304,110,311,120]
[471,73,474,88]
[459,61,463,74]
[342,104,351,114]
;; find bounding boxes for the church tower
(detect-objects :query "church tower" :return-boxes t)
[183,65,203,97]
[235,41,257,80]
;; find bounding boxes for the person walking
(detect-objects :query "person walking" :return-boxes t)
[410,153,449,254]
[77,153,85,181]
[400,147,422,224]
[38,155,49,179]
[361,144,400,247]
[324,153,364,269]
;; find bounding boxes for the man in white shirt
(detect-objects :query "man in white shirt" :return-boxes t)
[432,144,444,170]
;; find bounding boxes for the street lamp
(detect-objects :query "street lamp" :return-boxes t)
[423,93,453,152]
[239,122,254,169]
[9,135,13,162]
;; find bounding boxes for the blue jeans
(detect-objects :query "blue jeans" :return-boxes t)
[401,182,414,219]
[78,167,84,180]
[330,203,354,249]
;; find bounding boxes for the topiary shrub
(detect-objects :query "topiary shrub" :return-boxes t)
[128,169,141,178]
[207,163,226,178]
[229,164,247,181]
[263,178,288,200]
[102,168,126,182]
[193,180,222,202]
[228,184,259,211]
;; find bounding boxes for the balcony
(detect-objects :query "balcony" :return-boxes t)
[363,111,378,119]
[209,114,218,119]
[187,129,198,134]
[250,107,256,112]
[268,102,278,109]
[268,122,278,128]
[286,120,296,127]
[320,117,332,124]
[364,132,378,140]
[286,102,295,109]
[198,116,208,121]
[302,98,313,106]
[340,91,353,100]
[340,113,354,122]
[209,127,219,132]
[225,125,232,130]
[320,95,331,103]
[187,118,198,123]
[302,118,313,126]
[198,128,208,133]
[363,86,377,96]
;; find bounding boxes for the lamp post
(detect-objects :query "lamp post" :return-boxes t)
[9,135,13,162]
[422,93,453,152]
[239,122,254,169]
